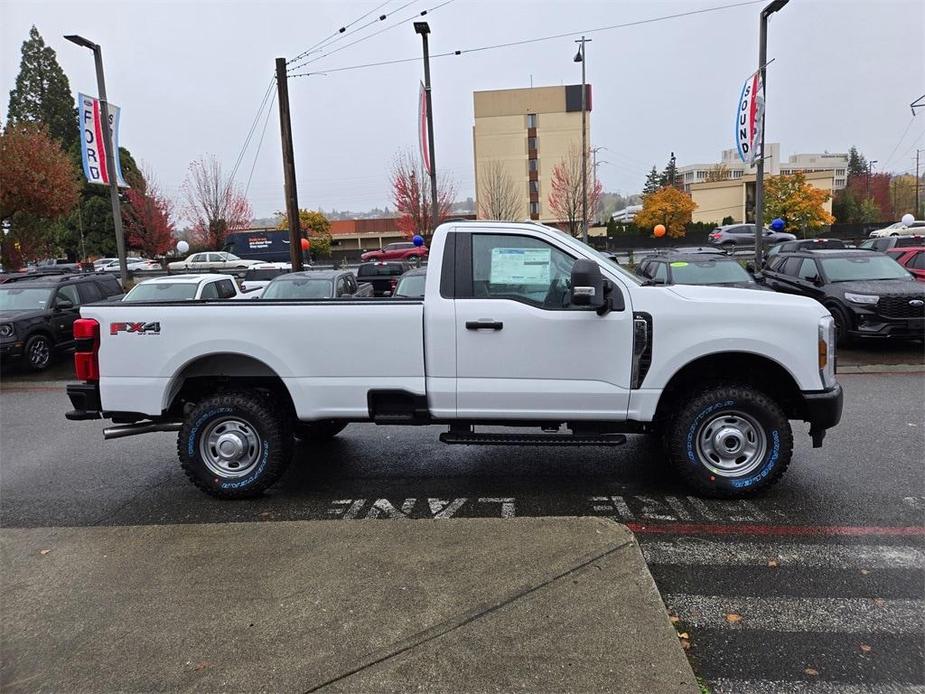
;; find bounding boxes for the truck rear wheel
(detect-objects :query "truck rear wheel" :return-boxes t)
[178,391,292,499]
[665,384,792,497]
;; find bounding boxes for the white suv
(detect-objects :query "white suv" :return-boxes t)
[868,220,925,238]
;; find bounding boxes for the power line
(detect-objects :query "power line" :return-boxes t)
[229,76,276,187]
[244,90,278,199]
[287,0,455,73]
[287,0,398,66]
[882,116,916,170]
[289,0,763,78]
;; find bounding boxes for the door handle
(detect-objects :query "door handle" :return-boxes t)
[466,320,503,331]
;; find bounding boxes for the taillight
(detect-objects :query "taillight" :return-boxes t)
[73,318,100,382]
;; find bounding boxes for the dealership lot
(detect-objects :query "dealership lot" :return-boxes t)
[1,368,923,690]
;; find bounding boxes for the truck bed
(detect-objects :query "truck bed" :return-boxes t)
[79,299,425,419]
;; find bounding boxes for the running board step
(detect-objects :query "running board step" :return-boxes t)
[439,432,627,447]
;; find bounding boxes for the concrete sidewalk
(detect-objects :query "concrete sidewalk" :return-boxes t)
[1,517,697,693]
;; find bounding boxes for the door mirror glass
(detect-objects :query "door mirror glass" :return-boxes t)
[570,259,604,309]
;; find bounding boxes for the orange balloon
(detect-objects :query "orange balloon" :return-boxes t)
[300,238,310,251]
[653,224,666,238]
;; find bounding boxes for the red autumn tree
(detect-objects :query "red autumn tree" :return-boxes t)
[845,172,891,221]
[180,154,252,249]
[0,123,80,268]
[547,146,603,237]
[123,168,175,258]
[390,149,456,238]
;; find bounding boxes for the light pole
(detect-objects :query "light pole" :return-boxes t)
[414,21,439,237]
[753,0,788,268]
[64,34,128,285]
[867,160,878,197]
[574,36,591,244]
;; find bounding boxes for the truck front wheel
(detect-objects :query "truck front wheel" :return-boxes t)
[178,391,292,499]
[665,384,792,497]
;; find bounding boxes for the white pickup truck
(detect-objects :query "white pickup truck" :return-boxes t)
[66,221,843,499]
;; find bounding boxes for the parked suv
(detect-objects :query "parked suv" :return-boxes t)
[857,235,925,253]
[709,224,796,248]
[356,261,412,296]
[886,247,925,282]
[635,252,767,290]
[360,241,428,266]
[0,273,123,370]
[762,249,924,344]
[765,238,846,267]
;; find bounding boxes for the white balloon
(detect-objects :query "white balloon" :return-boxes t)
[901,213,915,227]
[176,240,190,254]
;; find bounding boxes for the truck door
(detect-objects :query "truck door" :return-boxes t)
[452,231,633,421]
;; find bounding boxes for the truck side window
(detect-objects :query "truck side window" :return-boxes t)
[217,280,236,298]
[335,277,348,297]
[470,234,575,308]
[200,282,220,299]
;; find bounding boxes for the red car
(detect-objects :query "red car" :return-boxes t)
[886,246,925,282]
[360,241,428,266]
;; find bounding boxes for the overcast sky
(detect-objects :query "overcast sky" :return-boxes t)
[1,0,923,219]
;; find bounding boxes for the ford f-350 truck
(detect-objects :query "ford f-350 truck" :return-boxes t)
[65,221,843,499]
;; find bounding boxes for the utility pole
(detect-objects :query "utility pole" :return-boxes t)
[753,0,788,268]
[275,58,303,271]
[591,146,607,225]
[574,36,591,244]
[866,160,878,197]
[415,22,439,236]
[916,149,922,218]
[64,35,127,285]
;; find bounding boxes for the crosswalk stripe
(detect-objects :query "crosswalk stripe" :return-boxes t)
[665,594,925,634]
[642,541,925,569]
[710,679,925,694]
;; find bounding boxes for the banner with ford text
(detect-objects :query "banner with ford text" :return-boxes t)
[418,82,432,176]
[78,93,128,187]
[735,71,764,166]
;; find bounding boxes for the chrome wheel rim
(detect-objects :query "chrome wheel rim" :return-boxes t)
[199,417,261,479]
[29,337,50,368]
[695,410,767,478]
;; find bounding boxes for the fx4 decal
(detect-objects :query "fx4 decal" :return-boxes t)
[110,321,161,336]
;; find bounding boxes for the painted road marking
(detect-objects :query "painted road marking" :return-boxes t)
[665,594,925,633]
[710,680,925,694]
[642,541,925,569]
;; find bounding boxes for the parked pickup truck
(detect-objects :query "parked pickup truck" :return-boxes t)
[65,221,843,499]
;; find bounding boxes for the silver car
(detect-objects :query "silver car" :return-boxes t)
[708,224,796,248]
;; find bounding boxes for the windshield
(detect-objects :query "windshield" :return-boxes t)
[395,274,426,297]
[670,259,753,285]
[124,283,199,301]
[820,256,912,282]
[262,278,333,299]
[0,287,53,310]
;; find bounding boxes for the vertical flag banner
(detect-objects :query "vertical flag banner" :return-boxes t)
[735,71,764,166]
[418,82,432,176]
[78,93,128,187]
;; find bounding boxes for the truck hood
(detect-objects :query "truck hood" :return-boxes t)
[666,283,823,310]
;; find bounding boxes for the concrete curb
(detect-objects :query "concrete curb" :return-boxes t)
[1,517,698,693]
[837,364,924,374]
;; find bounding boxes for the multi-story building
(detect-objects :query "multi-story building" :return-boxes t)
[473,84,591,222]
[678,144,848,193]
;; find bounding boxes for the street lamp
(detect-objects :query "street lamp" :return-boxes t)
[867,160,878,196]
[574,36,591,244]
[64,34,128,285]
[752,0,789,268]
[414,21,439,237]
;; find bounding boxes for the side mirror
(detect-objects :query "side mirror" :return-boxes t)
[55,298,74,311]
[752,272,765,283]
[745,262,757,274]
[570,259,604,310]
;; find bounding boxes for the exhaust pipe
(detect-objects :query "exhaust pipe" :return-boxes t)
[103,421,182,440]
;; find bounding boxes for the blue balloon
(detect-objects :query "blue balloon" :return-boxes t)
[412,234,425,247]
[770,218,785,231]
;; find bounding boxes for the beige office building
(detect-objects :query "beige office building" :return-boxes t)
[473,85,591,223]
[689,170,835,224]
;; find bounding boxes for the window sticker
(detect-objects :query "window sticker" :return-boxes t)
[490,248,551,284]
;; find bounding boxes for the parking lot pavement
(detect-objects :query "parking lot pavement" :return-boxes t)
[1,372,923,691]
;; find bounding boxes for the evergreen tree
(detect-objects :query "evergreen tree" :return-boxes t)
[846,146,868,182]
[660,151,680,189]
[7,26,78,149]
[642,166,661,195]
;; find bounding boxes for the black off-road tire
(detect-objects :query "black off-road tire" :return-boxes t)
[665,383,793,498]
[827,304,852,347]
[294,421,348,441]
[178,391,293,499]
[24,333,53,371]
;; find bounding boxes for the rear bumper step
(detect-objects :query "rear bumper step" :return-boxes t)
[439,431,627,447]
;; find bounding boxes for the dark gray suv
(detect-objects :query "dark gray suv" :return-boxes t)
[708,224,796,248]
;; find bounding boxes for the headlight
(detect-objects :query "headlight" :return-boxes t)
[818,315,836,388]
[0,324,13,338]
[844,292,879,305]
